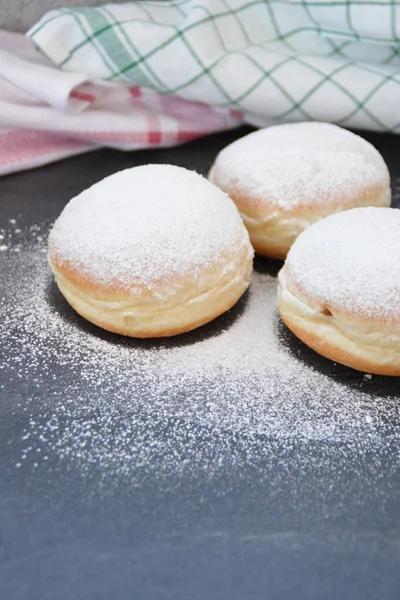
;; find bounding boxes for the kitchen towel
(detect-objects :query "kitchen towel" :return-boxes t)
[2,0,400,175]
[0,29,239,175]
[29,0,400,132]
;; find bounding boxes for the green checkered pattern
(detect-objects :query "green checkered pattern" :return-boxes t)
[28,0,400,132]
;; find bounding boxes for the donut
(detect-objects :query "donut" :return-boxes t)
[48,164,254,338]
[278,207,400,376]
[209,122,391,258]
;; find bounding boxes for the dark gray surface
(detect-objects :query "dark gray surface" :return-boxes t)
[0,0,118,33]
[1,127,400,599]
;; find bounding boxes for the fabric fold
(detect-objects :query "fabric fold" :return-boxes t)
[0,30,240,176]
[2,1,400,176]
[27,0,400,131]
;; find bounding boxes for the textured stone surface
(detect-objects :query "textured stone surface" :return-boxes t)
[1,127,400,600]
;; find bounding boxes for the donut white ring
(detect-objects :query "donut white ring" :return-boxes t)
[210,122,391,258]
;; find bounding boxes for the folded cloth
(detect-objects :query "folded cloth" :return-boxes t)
[28,0,400,133]
[0,30,240,176]
[3,1,400,176]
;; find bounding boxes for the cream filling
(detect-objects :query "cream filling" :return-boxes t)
[278,268,400,367]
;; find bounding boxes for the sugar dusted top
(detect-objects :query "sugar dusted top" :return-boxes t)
[284,207,400,321]
[211,122,390,210]
[49,164,251,293]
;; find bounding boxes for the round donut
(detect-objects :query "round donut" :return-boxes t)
[48,164,254,338]
[278,207,400,376]
[210,122,391,258]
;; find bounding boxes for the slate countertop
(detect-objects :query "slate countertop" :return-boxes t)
[1,127,400,600]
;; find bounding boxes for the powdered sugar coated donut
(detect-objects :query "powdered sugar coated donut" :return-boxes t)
[210,122,390,258]
[48,164,254,338]
[278,207,400,375]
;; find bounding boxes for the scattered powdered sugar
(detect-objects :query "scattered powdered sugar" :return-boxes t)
[211,122,390,209]
[1,221,400,482]
[49,164,250,294]
[285,207,400,320]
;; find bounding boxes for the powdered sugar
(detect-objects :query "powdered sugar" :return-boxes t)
[49,164,250,295]
[285,207,400,320]
[2,223,399,480]
[211,122,390,209]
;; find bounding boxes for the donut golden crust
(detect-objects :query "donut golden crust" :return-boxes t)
[278,273,400,376]
[50,246,252,338]
[48,165,254,338]
[278,207,400,376]
[210,122,391,258]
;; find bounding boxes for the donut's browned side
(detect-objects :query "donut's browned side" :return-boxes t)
[226,184,391,259]
[48,243,253,338]
[278,286,400,377]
